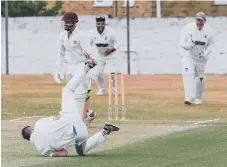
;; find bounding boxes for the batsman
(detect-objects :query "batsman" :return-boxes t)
[179,12,215,105]
[54,11,97,126]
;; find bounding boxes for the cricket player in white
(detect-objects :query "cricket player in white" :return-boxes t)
[179,12,215,105]
[54,11,97,124]
[21,61,119,157]
[89,16,119,95]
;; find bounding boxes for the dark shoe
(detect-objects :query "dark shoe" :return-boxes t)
[103,123,119,135]
[184,101,192,105]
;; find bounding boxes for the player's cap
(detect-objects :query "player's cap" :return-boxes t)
[196,12,206,21]
[96,15,105,22]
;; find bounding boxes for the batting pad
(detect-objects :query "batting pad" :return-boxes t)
[182,73,195,101]
[194,76,206,100]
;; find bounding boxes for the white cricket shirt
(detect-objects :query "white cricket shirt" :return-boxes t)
[56,27,92,70]
[89,26,119,61]
[30,115,82,156]
[179,22,215,63]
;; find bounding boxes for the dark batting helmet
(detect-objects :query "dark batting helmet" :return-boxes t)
[61,11,79,31]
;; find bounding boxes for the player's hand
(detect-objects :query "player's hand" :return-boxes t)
[197,51,204,58]
[104,48,116,56]
[197,51,209,62]
[183,35,195,50]
[54,71,64,83]
[183,41,195,50]
[53,115,60,121]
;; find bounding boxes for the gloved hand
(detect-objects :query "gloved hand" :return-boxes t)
[197,50,209,62]
[182,39,195,51]
[54,69,64,83]
[197,51,204,58]
[104,48,116,56]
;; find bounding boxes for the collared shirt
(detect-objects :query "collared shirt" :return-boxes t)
[89,26,119,61]
[179,22,215,63]
[56,28,92,69]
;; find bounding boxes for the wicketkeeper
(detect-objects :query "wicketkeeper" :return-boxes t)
[179,12,215,105]
[54,11,97,126]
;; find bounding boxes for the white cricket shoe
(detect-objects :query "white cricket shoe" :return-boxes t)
[194,99,203,105]
[96,89,107,96]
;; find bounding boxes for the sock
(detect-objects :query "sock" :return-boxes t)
[83,132,105,154]
[100,128,109,136]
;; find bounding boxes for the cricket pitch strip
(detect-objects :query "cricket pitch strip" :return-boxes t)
[2,118,198,167]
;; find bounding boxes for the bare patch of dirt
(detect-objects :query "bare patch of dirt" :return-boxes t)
[2,74,227,104]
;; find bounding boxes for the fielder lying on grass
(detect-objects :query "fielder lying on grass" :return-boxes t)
[21,58,119,157]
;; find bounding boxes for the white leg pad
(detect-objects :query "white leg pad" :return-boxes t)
[194,76,206,100]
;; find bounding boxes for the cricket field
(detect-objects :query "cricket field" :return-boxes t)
[1,74,227,167]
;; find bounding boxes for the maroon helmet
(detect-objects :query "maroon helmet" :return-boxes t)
[61,11,79,31]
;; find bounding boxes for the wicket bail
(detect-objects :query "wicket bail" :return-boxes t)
[108,72,126,121]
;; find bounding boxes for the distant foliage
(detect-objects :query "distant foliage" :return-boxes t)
[1,1,63,17]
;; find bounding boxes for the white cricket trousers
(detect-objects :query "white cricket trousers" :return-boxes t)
[64,63,91,116]
[61,68,105,156]
[181,56,206,101]
[87,60,106,91]
[66,61,107,94]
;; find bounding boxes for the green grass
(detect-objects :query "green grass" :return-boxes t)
[2,75,227,167]
[2,93,227,122]
[20,126,227,167]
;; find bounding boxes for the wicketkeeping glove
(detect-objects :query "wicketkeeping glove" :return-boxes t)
[197,50,209,62]
[183,38,195,50]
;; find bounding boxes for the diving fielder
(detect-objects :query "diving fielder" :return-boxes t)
[54,11,97,124]
[89,16,119,95]
[179,12,215,105]
[21,61,119,157]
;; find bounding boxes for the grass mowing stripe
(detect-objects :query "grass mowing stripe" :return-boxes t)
[23,126,227,167]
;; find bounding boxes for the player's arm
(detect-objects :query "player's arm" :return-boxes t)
[104,31,118,56]
[79,32,93,57]
[89,31,94,46]
[179,25,194,50]
[53,115,60,121]
[203,32,215,60]
[54,33,65,83]
[112,31,120,51]
[52,150,68,157]
[57,33,65,70]
[41,147,68,157]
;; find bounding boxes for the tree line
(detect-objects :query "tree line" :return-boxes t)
[1,1,64,17]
